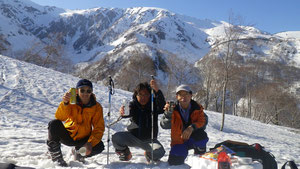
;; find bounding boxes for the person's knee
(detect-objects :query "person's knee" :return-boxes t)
[94,141,104,152]
[48,119,63,131]
[111,133,122,144]
[88,141,105,157]
[193,138,209,149]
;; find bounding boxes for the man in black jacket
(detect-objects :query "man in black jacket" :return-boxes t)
[112,79,166,162]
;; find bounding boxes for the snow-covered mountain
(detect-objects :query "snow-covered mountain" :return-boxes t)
[0,0,64,51]
[0,0,212,62]
[2,0,300,83]
[1,54,300,168]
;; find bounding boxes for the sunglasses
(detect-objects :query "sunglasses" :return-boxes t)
[80,89,92,94]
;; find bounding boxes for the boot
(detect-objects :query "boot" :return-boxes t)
[47,140,67,167]
[115,147,132,161]
[144,151,151,163]
[194,146,206,155]
[144,151,160,164]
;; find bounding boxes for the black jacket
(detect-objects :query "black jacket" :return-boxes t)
[124,90,165,140]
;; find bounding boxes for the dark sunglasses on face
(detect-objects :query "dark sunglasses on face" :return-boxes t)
[80,89,92,94]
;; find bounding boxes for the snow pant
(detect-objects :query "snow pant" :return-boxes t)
[47,119,104,158]
[168,129,209,165]
[112,131,165,161]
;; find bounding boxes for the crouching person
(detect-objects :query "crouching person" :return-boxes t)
[112,79,166,163]
[168,84,209,166]
[47,79,105,166]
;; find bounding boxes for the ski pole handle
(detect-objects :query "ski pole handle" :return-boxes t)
[108,76,115,95]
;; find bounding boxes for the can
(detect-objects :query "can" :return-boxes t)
[164,100,175,118]
[69,88,76,104]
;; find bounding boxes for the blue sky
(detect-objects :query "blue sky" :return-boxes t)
[30,0,300,34]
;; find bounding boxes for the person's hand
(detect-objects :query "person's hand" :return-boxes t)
[119,106,125,116]
[181,126,194,141]
[164,102,170,112]
[150,79,159,92]
[84,142,92,156]
[62,92,71,104]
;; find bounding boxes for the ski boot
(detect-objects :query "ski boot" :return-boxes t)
[47,140,68,167]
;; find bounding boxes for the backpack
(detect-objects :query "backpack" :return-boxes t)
[0,162,35,169]
[212,140,278,169]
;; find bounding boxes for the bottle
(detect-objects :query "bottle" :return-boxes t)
[122,99,130,116]
[69,88,76,104]
[218,152,231,169]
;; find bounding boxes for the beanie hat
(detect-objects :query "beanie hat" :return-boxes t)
[76,79,93,90]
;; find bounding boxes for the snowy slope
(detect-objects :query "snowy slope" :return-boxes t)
[0,0,64,51]
[0,55,300,168]
[276,31,300,39]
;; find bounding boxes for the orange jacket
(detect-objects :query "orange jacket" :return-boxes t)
[171,100,206,146]
[55,97,105,147]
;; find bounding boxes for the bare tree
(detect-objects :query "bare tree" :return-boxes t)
[196,55,213,109]
[210,12,245,131]
[42,33,64,66]
[164,53,200,99]
[17,32,72,73]
[0,34,10,55]
[115,51,155,91]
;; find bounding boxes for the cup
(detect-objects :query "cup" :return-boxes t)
[77,147,86,156]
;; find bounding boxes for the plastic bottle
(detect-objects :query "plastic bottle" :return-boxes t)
[122,99,130,116]
[218,152,231,169]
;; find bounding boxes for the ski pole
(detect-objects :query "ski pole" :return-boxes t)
[150,75,155,163]
[107,76,114,165]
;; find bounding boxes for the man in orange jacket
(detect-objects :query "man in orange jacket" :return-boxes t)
[47,79,105,166]
[166,84,208,165]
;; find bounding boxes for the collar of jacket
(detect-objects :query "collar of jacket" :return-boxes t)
[132,95,151,111]
[76,95,97,108]
[174,100,200,113]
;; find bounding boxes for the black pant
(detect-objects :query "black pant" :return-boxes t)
[48,119,104,156]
